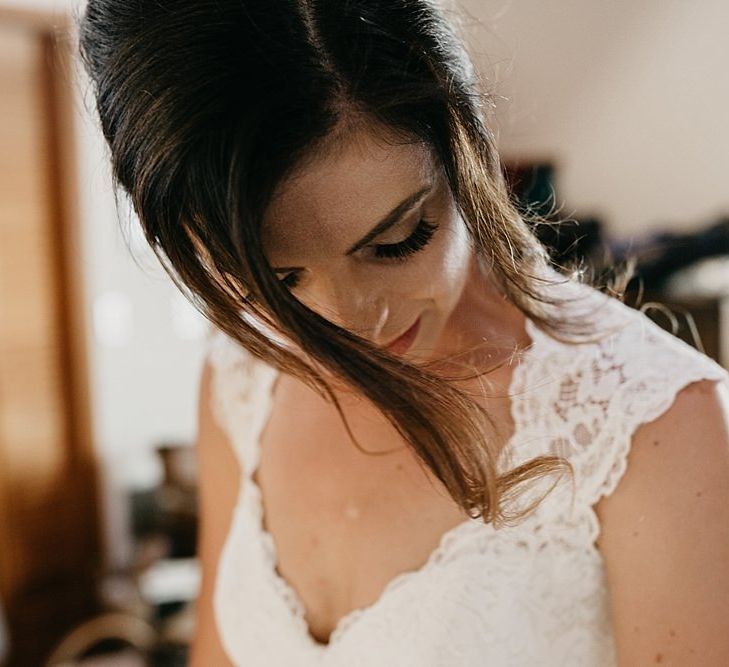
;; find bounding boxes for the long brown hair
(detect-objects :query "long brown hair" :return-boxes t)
[77,0,633,527]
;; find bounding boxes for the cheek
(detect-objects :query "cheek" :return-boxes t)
[406,217,472,303]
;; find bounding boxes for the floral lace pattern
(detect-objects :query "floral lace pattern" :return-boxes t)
[207,281,729,666]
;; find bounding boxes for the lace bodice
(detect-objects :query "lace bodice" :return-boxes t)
[206,278,729,666]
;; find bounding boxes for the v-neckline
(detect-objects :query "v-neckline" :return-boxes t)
[243,316,545,652]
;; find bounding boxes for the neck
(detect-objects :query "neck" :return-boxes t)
[427,253,531,377]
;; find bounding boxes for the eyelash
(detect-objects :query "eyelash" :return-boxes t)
[275,218,439,292]
[373,218,439,261]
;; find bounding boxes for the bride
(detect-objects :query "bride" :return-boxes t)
[77,0,729,664]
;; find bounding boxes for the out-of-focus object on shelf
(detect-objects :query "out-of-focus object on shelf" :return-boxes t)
[0,7,103,666]
[660,256,729,368]
[629,291,723,366]
[44,440,200,666]
[607,218,729,368]
[607,217,729,293]
[137,559,200,608]
[130,443,198,561]
[663,255,729,300]
[43,613,154,667]
[503,158,729,368]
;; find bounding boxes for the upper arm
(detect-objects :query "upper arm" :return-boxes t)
[189,356,239,667]
[594,378,729,665]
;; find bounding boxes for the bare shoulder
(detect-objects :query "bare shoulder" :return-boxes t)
[594,376,729,664]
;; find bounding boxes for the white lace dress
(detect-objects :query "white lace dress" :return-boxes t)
[206,278,729,666]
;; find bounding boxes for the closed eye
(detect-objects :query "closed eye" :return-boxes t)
[273,218,439,292]
[279,271,301,290]
[372,218,439,261]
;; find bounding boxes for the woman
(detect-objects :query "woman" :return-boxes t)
[77,1,729,664]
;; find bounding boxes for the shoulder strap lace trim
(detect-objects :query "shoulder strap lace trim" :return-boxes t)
[583,307,729,505]
[206,329,278,473]
[514,289,729,513]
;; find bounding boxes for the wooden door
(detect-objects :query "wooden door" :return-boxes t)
[0,9,102,666]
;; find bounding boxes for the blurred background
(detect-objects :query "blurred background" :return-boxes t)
[1,0,728,664]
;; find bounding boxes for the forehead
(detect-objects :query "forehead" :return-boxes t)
[261,125,437,257]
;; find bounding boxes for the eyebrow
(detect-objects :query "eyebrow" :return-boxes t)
[272,181,434,274]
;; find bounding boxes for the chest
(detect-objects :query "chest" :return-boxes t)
[253,367,517,645]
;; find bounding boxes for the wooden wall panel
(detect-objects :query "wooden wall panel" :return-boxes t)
[0,10,103,666]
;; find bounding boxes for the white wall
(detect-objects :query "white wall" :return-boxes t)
[458,0,729,234]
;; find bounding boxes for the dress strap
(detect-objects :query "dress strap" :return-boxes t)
[508,286,729,517]
[575,308,729,507]
[206,328,279,477]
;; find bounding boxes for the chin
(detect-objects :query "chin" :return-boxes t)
[402,309,440,363]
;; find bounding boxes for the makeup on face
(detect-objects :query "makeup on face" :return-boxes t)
[257,128,472,360]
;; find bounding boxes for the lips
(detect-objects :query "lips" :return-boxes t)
[384,315,421,354]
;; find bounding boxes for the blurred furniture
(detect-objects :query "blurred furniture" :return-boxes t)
[0,8,103,665]
[503,158,727,369]
[43,613,155,667]
[44,444,199,667]
[43,558,196,667]
[625,289,723,365]
[130,444,198,561]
